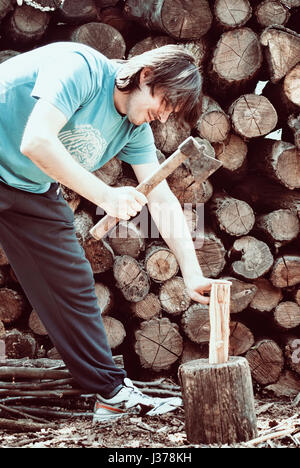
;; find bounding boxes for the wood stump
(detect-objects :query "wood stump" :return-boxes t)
[178,356,257,444]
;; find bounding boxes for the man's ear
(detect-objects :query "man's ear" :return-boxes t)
[139,67,153,85]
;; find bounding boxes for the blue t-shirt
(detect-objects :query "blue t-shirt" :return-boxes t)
[0,42,157,193]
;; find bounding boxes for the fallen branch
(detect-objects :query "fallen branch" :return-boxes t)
[0,418,57,432]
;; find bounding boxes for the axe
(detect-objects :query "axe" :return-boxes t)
[89,136,222,240]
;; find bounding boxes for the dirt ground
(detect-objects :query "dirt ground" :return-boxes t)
[0,394,299,449]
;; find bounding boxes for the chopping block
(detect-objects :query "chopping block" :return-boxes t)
[178,283,258,445]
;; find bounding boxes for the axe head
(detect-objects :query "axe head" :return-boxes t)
[179,137,222,183]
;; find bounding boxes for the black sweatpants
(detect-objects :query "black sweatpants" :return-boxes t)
[0,181,126,396]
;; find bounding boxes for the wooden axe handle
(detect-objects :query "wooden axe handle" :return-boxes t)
[89,138,196,240]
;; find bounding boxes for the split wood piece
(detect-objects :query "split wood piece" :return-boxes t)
[250,278,283,312]
[255,209,300,249]
[264,370,300,398]
[283,335,300,375]
[228,236,274,280]
[220,276,257,314]
[209,191,255,237]
[255,0,290,27]
[113,255,150,302]
[71,23,126,59]
[28,310,48,336]
[94,157,123,186]
[0,288,27,325]
[229,321,255,356]
[208,282,231,365]
[108,221,145,259]
[127,35,175,58]
[56,0,98,24]
[194,230,226,278]
[102,316,126,349]
[0,50,20,65]
[196,96,230,143]
[284,64,300,107]
[232,175,300,216]
[158,276,191,316]
[270,254,300,288]
[0,0,13,20]
[151,114,191,154]
[260,25,300,83]
[245,339,284,385]
[274,301,300,330]
[0,247,8,267]
[181,303,210,344]
[130,293,161,321]
[5,4,50,45]
[288,114,300,150]
[0,418,56,433]
[212,133,248,175]
[94,282,114,316]
[214,0,252,29]
[167,163,213,206]
[144,243,179,283]
[209,28,262,103]
[229,94,278,139]
[134,317,183,372]
[2,329,37,360]
[60,185,80,212]
[123,0,213,40]
[249,139,300,190]
[178,356,257,444]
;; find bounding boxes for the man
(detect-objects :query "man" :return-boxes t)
[0,41,222,423]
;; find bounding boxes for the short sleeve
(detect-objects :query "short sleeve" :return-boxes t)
[31,52,99,120]
[117,123,157,165]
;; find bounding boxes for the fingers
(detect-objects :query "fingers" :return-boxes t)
[190,291,210,305]
[132,189,148,207]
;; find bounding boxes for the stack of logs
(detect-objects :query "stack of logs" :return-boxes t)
[0,0,299,398]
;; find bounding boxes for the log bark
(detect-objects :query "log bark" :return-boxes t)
[158,276,191,316]
[270,254,300,287]
[229,94,278,139]
[178,356,257,444]
[260,25,300,83]
[134,317,183,371]
[71,22,126,59]
[245,339,284,385]
[130,293,161,321]
[113,255,150,302]
[102,316,126,349]
[194,229,226,278]
[56,0,98,24]
[255,1,290,28]
[274,301,300,329]
[250,278,283,312]
[254,209,300,249]
[124,0,213,40]
[5,4,50,45]
[228,235,274,280]
[221,276,257,314]
[181,303,210,344]
[28,310,48,336]
[196,95,230,143]
[229,321,255,356]
[144,243,179,283]
[214,0,252,29]
[209,191,255,237]
[3,329,36,359]
[0,288,27,324]
[94,282,114,316]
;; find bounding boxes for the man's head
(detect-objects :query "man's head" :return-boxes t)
[114,45,203,128]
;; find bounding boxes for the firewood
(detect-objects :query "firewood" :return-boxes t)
[228,235,274,280]
[260,25,300,83]
[245,339,284,385]
[0,50,20,64]
[221,276,257,314]
[263,80,299,129]
[284,63,300,107]
[214,0,252,29]
[194,229,226,278]
[0,320,5,338]
[288,114,300,149]
[113,255,150,302]
[254,209,300,250]
[264,370,300,398]
[123,0,213,40]
[151,114,191,154]
[229,94,278,138]
[130,292,161,321]
[158,276,191,316]
[144,243,179,283]
[3,329,37,360]
[0,418,56,432]
[28,310,48,336]
[5,4,50,45]
[280,0,300,6]
[94,282,114,316]
[295,287,300,306]
[60,185,81,212]
[180,339,208,364]
[274,301,300,330]
[0,288,27,324]
[94,157,123,186]
[127,35,175,58]
[270,254,300,288]
[181,303,210,344]
[108,221,145,259]
[70,22,126,59]
[196,95,230,143]
[229,320,254,356]
[180,39,209,68]
[283,335,300,375]
[134,317,183,371]
[212,133,248,175]
[56,0,98,24]
[250,278,283,312]
[99,6,133,39]
[209,191,255,237]
[0,0,13,21]
[255,0,290,28]
[102,316,126,349]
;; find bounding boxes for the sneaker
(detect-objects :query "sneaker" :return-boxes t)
[93,378,182,423]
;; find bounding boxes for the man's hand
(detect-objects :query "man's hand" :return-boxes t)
[100,186,148,221]
[184,275,232,305]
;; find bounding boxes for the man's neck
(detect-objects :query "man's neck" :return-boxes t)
[113,85,128,116]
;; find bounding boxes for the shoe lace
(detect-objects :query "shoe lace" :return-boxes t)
[124,378,156,405]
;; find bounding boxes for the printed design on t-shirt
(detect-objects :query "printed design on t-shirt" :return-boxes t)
[58,124,108,171]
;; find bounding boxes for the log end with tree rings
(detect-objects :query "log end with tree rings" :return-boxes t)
[255,0,290,28]
[102,316,126,349]
[274,301,300,330]
[127,35,175,59]
[270,255,300,288]
[158,276,191,316]
[28,310,48,336]
[113,255,150,302]
[0,288,27,325]
[144,244,179,283]
[250,278,283,313]
[229,321,254,356]
[71,23,126,59]
[6,4,50,45]
[181,303,210,344]
[214,0,252,29]
[245,339,284,385]
[94,282,114,316]
[130,293,161,321]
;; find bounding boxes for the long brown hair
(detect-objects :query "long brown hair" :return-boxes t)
[115,45,203,127]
